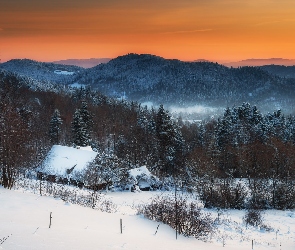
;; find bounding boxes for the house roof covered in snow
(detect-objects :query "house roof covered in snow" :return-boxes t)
[39,145,97,177]
[128,166,159,189]
[129,166,152,179]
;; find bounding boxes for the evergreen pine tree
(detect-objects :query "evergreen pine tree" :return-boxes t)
[79,101,93,133]
[216,109,233,149]
[155,105,184,178]
[71,109,89,146]
[49,109,63,144]
[71,101,93,147]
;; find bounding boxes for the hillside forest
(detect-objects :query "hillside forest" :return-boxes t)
[1,70,295,210]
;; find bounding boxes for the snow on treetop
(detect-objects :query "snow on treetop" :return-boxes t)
[40,145,97,177]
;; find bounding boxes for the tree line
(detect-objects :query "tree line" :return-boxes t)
[1,72,295,210]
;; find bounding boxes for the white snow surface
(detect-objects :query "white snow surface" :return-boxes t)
[54,70,75,75]
[1,185,295,250]
[1,146,295,249]
[40,145,97,176]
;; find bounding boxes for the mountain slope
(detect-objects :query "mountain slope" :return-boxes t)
[259,65,295,79]
[2,54,295,116]
[75,53,295,113]
[0,69,67,93]
[0,59,84,85]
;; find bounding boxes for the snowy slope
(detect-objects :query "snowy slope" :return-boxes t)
[1,185,295,250]
[0,187,207,250]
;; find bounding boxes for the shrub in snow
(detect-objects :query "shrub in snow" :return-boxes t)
[96,196,117,213]
[248,178,271,209]
[138,195,214,240]
[244,209,263,227]
[13,177,117,213]
[198,179,247,209]
[272,181,295,210]
[247,178,295,210]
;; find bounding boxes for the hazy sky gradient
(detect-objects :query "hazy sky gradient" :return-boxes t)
[1,0,295,62]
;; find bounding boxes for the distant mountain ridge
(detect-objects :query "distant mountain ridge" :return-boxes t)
[224,58,295,67]
[52,58,112,68]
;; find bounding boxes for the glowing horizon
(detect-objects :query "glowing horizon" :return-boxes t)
[1,0,295,63]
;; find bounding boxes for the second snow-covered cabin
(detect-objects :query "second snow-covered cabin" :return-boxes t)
[128,166,160,191]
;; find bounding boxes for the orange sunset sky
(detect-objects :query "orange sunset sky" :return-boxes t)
[1,0,295,63]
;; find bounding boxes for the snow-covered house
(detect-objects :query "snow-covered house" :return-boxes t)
[38,145,97,187]
[38,146,161,191]
[128,166,160,191]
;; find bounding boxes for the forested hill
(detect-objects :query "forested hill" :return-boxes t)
[259,65,295,79]
[2,54,295,115]
[0,59,84,85]
[0,69,68,93]
[75,54,295,113]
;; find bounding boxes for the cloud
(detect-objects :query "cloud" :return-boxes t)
[163,29,212,34]
[254,19,295,26]
[254,20,284,26]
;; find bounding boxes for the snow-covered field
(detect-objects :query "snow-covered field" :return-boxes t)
[1,185,294,250]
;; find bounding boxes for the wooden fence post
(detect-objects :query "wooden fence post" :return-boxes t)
[40,180,42,196]
[120,219,122,234]
[49,212,52,228]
